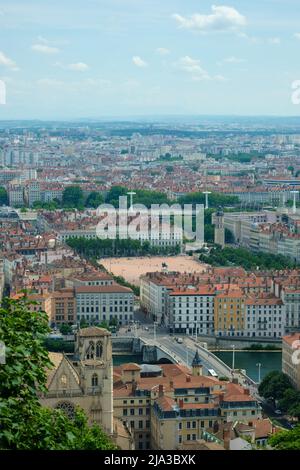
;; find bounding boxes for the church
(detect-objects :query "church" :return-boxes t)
[39,326,133,449]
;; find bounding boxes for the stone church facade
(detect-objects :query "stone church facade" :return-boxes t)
[40,327,118,440]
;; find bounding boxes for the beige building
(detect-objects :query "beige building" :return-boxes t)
[50,288,76,326]
[39,326,133,449]
[113,353,261,450]
[282,333,300,390]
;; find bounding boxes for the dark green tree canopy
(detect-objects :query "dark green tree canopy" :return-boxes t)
[62,185,84,209]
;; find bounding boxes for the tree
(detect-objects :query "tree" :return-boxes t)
[62,186,84,208]
[258,371,293,401]
[59,323,73,335]
[268,425,300,450]
[0,297,116,450]
[278,388,300,412]
[0,186,8,205]
[85,191,104,208]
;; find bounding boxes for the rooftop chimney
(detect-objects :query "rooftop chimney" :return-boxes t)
[158,384,164,397]
[179,399,184,409]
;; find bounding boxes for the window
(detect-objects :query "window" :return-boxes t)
[96,342,102,358]
[130,408,135,415]
[123,409,128,416]
[91,373,98,387]
[86,341,95,360]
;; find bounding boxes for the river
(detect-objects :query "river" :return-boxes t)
[112,351,282,382]
[214,351,282,382]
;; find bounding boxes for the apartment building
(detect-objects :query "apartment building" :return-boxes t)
[281,288,300,333]
[50,288,76,326]
[140,272,174,324]
[75,284,134,325]
[8,181,24,207]
[65,271,114,288]
[168,286,215,335]
[244,295,285,339]
[24,180,41,207]
[214,289,245,337]
[282,333,300,390]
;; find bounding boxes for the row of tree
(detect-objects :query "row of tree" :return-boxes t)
[67,236,181,258]
[198,246,299,270]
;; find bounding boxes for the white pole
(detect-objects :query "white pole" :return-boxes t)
[256,363,261,383]
[232,344,235,370]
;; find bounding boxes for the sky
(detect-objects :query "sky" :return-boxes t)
[0,0,300,119]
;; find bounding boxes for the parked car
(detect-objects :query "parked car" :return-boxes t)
[275,409,282,415]
[177,337,183,344]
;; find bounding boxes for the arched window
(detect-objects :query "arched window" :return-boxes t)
[86,341,95,359]
[96,341,102,358]
[55,401,75,419]
[91,373,98,387]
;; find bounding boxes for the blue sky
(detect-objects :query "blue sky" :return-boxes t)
[0,0,300,119]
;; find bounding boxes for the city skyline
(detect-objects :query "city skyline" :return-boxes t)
[0,0,300,119]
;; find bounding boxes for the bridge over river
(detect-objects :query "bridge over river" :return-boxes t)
[112,335,258,394]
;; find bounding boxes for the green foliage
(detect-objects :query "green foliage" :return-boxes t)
[268,425,300,450]
[0,186,8,205]
[258,371,293,401]
[0,404,117,450]
[43,338,74,353]
[198,246,298,270]
[62,185,84,209]
[59,323,73,335]
[0,297,116,450]
[178,191,239,207]
[67,236,180,258]
[278,389,300,413]
[111,274,140,297]
[33,200,60,210]
[85,191,104,208]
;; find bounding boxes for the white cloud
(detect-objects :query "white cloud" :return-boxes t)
[177,55,225,81]
[156,48,170,56]
[0,51,19,71]
[66,62,89,71]
[132,56,148,67]
[223,56,245,64]
[268,37,281,45]
[173,5,246,34]
[36,78,64,87]
[31,44,60,54]
[294,33,300,40]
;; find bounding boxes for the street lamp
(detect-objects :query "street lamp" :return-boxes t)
[256,363,262,384]
[203,191,211,210]
[231,344,235,371]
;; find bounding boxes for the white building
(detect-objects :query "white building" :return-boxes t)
[244,296,285,339]
[167,286,215,335]
[75,284,134,326]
